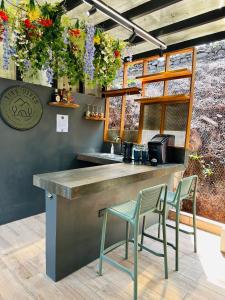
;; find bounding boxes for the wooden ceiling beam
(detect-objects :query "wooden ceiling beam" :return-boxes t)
[132,31,225,60]
[61,0,83,12]
[96,0,182,31]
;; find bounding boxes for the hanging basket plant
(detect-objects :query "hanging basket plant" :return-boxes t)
[1,0,127,87]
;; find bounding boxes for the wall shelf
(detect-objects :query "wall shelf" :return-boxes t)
[102,87,141,97]
[48,102,80,108]
[135,94,190,104]
[136,68,192,83]
[84,116,106,121]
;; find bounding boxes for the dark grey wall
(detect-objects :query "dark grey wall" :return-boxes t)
[0,78,104,225]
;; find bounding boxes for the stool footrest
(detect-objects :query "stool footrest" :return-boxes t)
[142,231,176,251]
[166,223,194,235]
[103,240,126,255]
[129,237,164,257]
[101,254,134,279]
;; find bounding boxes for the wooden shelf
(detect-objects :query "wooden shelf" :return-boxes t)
[135,94,190,104]
[84,116,106,121]
[48,102,80,108]
[102,87,141,97]
[136,68,192,83]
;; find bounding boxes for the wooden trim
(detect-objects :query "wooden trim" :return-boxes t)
[119,64,128,139]
[168,209,223,236]
[137,104,144,144]
[102,87,141,97]
[137,59,148,144]
[160,53,170,134]
[136,68,192,83]
[135,94,190,104]
[185,47,196,149]
[103,97,110,141]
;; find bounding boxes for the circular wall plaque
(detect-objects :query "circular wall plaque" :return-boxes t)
[0,86,43,130]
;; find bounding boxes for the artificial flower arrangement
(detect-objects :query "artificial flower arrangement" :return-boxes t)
[0,0,127,87]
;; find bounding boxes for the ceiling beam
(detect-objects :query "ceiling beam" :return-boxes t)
[61,0,83,12]
[96,0,182,31]
[129,7,225,44]
[132,31,225,60]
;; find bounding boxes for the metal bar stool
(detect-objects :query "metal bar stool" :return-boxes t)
[98,184,168,300]
[145,175,198,272]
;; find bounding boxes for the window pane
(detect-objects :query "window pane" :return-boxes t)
[164,103,189,147]
[141,104,161,144]
[127,63,143,88]
[124,95,140,142]
[107,96,122,141]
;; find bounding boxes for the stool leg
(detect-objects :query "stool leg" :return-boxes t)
[125,221,130,259]
[158,201,162,238]
[162,212,168,279]
[99,211,108,276]
[175,206,180,271]
[133,223,139,300]
[140,216,146,252]
[193,199,197,253]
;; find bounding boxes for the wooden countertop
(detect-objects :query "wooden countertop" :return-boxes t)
[33,163,184,200]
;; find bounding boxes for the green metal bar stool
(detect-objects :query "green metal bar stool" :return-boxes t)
[154,175,198,272]
[98,184,168,300]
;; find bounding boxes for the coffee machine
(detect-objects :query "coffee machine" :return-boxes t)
[122,142,133,163]
[148,134,175,164]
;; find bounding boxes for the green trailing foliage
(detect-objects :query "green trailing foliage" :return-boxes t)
[1,0,127,87]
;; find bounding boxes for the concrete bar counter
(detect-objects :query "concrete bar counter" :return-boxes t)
[33,162,184,281]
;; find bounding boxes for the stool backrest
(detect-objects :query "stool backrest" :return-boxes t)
[134,184,167,219]
[173,175,198,205]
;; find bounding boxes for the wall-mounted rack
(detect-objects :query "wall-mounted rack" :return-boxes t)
[48,102,80,109]
[84,116,106,121]
[102,87,141,97]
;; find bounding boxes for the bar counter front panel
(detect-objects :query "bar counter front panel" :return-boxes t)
[34,163,184,281]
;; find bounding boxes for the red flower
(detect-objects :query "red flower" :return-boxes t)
[38,18,53,27]
[0,10,8,22]
[24,18,36,29]
[114,49,120,58]
[69,29,80,37]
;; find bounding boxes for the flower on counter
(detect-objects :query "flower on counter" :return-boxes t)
[84,24,95,80]
[38,18,53,27]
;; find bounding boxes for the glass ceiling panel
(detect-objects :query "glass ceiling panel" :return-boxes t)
[107,0,225,40]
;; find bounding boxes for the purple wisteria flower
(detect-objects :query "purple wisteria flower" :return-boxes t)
[46,66,54,85]
[84,24,95,80]
[24,59,30,71]
[3,23,10,70]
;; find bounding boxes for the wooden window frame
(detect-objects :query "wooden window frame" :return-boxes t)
[104,47,196,149]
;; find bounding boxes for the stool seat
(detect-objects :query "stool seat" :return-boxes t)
[161,191,176,205]
[108,200,136,221]
[98,184,168,300]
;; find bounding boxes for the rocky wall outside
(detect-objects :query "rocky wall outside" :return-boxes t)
[111,40,225,223]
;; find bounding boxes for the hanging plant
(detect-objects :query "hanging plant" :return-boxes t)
[93,30,126,86]
[1,0,126,87]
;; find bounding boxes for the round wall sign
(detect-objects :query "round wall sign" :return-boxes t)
[0,86,43,130]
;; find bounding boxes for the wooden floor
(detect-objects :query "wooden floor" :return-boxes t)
[0,214,225,300]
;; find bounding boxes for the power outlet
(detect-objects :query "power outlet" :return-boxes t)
[98,208,106,218]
